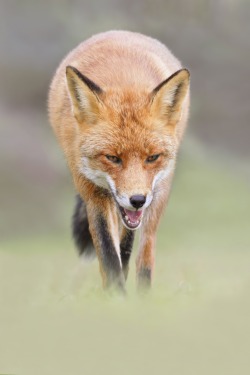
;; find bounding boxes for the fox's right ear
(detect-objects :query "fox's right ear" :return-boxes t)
[66,66,103,124]
[150,69,190,127]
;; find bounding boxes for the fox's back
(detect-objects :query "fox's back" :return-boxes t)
[51,30,181,91]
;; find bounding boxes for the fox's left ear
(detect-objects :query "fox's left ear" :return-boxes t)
[66,66,103,124]
[150,69,190,126]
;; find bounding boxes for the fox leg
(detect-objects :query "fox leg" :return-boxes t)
[136,177,173,289]
[87,196,126,293]
[120,227,135,280]
[136,231,156,289]
[72,195,95,258]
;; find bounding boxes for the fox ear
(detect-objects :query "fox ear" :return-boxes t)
[66,66,103,124]
[150,69,190,126]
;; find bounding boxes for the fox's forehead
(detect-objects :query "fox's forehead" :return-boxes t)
[81,120,175,157]
[80,88,176,156]
[103,87,151,105]
[102,88,152,123]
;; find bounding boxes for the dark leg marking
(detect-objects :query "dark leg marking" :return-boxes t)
[137,268,151,289]
[72,195,95,258]
[120,230,135,280]
[97,215,125,292]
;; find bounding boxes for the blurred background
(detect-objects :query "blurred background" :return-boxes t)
[1,1,250,374]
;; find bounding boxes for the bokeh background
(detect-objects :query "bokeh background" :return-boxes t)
[1,1,250,374]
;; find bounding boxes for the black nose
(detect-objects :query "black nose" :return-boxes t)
[130,195,146,209]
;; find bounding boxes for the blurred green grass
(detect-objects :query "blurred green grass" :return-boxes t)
[0,146,250,375]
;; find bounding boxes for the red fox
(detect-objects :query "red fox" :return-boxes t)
[48,30,190,293]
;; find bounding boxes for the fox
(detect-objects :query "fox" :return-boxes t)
[48,30,190,293]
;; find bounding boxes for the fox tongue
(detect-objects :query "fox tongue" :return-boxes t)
[124,209,143,223]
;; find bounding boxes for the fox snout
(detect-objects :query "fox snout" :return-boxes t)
[130,194,146,209]
[115,190,152,211]
[113,189,152,230]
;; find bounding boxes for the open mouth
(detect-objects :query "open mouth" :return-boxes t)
[118,206,143,230]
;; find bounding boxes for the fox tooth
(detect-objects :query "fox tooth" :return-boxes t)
[125,215,129,220]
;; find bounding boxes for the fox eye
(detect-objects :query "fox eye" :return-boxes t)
[146,154,160,163]
[106,155,122,164]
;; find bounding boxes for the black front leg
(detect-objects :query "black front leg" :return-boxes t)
[120,228,135,280]
[88,207,126,293]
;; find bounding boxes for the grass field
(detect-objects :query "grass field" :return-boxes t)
[1,146,250,375]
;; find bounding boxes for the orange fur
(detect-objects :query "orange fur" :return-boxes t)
[48,30,190,291]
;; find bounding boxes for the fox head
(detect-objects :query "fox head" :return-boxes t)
[66,66,190,230]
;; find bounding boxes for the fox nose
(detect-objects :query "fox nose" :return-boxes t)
[130,195,146,209]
